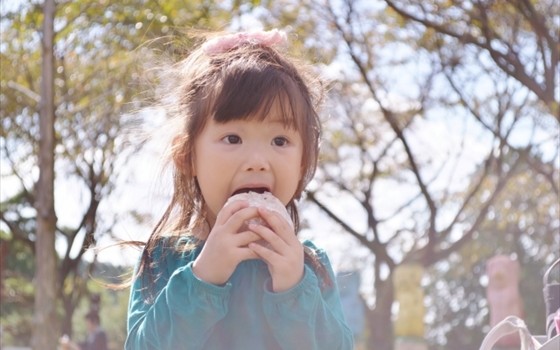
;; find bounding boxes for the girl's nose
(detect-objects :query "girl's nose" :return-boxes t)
[244,149,270,171]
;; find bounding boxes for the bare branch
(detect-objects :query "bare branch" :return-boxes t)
[383,0,559,117]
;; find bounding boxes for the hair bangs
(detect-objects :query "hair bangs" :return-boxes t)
[211,64,309,131]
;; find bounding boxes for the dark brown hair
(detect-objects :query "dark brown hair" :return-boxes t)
[137,31,329,298]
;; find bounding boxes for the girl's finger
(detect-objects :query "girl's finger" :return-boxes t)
[226,206,261,230]
[234,230,262,246]
[214,199,249,226]
[215,205,260,234]
[256,208,296,243]
[248,241,280,265]
[237,247,260,261]
[248,222,287,254]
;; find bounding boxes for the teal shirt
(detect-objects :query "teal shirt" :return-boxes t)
[126,237,354,349]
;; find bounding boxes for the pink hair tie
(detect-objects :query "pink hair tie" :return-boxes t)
[202,29,288,55]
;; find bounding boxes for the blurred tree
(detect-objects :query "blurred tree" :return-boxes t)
[33,0,57,348]
[382,0,559,193]
[0,229,35,347]
[383,0,559,119]
[1,0,255,345]
[2,1,556,349]
[425,155,559,349]
[255,0,559,349]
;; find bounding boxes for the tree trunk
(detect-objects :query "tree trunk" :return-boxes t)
[61,296,75,338]
[32,0,57,349]
[367,278,394,350]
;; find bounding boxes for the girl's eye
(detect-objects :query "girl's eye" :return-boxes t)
[272,136,289,147]
[223,135,241,144]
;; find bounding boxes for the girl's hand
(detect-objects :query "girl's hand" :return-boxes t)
[192,200,261,285]
[248,207,304,292]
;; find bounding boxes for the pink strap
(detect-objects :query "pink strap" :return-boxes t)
[479,316,541,350]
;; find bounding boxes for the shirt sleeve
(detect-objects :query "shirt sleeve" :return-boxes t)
[262,241,355,350]
[125,242,232,350]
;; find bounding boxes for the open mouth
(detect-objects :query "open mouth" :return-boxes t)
[231,187,270,196]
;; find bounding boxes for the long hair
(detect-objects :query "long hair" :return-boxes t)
[137,32,330,299]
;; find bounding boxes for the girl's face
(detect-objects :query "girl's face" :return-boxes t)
[192,102,304,227]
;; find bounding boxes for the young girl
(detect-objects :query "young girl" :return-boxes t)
[126,29,354,350]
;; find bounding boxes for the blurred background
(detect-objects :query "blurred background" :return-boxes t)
[1,0,558,349]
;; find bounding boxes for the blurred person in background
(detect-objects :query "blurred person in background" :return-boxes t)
[60,310,108,350]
